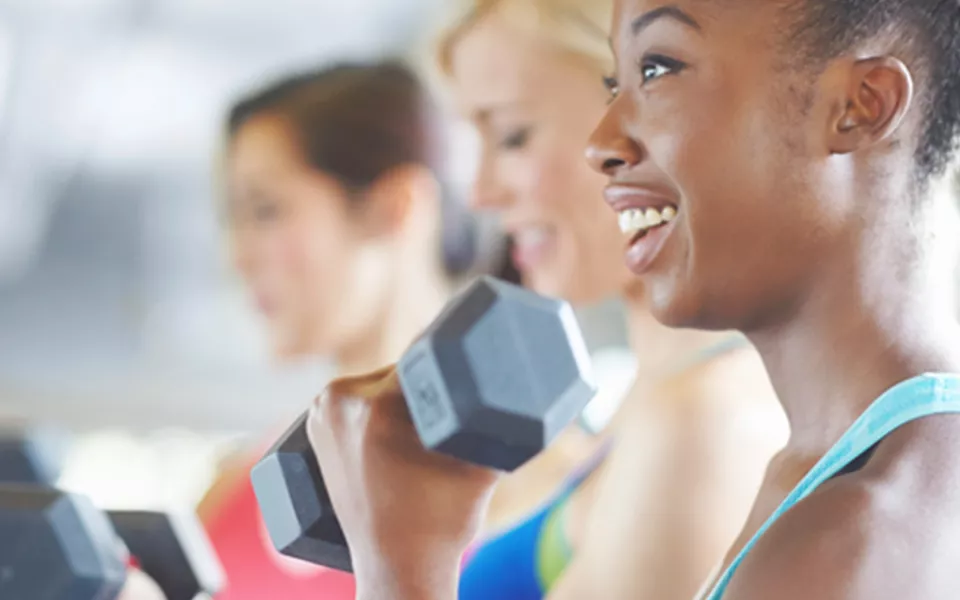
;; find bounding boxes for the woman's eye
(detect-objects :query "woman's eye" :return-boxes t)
[500,127,532,150]
[253,201,280,222]
[242,193,281,223]
[602,75,620,102]
[639,55,686,84]
[641,62,670,82]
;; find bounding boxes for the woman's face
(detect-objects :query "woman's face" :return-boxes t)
[588,0,856,331]
[450,12,636,305]
[225,114,391,359]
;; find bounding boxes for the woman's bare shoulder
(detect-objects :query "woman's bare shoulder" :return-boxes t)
[659,346,782,422]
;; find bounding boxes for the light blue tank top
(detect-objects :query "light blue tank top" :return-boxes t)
[706,372,960,599]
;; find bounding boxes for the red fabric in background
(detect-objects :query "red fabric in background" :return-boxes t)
[203,461,355,600]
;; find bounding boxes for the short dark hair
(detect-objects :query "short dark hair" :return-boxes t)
[786,0,960,181]
[226,60,476,276]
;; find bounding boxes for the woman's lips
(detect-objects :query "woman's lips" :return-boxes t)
[603,184,681,275]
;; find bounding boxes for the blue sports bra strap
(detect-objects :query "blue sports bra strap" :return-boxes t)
[559,437,614,493]
[706,373,960,599]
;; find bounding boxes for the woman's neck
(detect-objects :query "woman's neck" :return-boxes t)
[624,293,741,378]
[335,265,450,378]
[749,187,960,455]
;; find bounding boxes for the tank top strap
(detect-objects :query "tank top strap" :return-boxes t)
[705,373,960,600]
[558,437,614,492]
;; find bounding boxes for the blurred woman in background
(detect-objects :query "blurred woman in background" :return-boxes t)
[439,1,789,598]
[197,61,477,600]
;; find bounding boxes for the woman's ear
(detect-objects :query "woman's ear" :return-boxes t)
[826,55,914,155]
[359,165,440,238]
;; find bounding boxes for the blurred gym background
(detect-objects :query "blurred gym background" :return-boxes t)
[0,0,636,512]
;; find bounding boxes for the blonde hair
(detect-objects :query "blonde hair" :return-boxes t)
[437,0,613,76]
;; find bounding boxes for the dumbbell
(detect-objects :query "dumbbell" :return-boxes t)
[0,484,129,600]
[0,428,224,600]
[108,512,224,600]
[251,275,597,571]
[0,425,69,485]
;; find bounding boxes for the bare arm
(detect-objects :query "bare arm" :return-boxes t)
[353,553,461,600]
[548,354,785,599]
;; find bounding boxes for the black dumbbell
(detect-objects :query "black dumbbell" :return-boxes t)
[108,511,224,600]
[0,484,128,600]
[251,276,597,571]
[0,428,224,600]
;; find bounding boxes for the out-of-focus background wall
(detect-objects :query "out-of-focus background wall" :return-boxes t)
[0,0,635,511]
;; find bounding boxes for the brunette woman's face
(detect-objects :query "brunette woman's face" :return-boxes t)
[588,0,884,331]
[225,114,391,359]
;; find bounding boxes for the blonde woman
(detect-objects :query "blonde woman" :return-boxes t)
[434,2,788,598]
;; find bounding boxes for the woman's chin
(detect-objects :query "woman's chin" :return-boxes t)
[650,294,739,332]
[522,269,559,297]
[270,332,315,363]
[525,268,619,306]
[645,279,709,330]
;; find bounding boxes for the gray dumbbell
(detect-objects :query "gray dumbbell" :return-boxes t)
[0,425,70,486]
[0,429,225,600]
[251,276,597,571]
[0,484,128,600]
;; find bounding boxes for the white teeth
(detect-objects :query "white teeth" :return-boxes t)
[644,208,663,227]
[617,205,678,236]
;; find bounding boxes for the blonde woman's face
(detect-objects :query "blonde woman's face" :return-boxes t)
[449,12,634,304]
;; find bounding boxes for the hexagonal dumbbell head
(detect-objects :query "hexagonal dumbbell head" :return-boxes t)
[252,276,596,570]
[0,426,71,486]
[399,276,596,471]
[0,484,127,600]
[250,414,350,571]
[108,510,225,600]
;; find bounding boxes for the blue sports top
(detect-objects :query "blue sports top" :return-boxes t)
[458,440,612,599]
[706,373,960,599]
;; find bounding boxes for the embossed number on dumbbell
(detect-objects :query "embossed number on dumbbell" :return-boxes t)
[414,380,445,430]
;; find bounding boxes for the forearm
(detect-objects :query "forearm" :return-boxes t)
[354,551,460,600]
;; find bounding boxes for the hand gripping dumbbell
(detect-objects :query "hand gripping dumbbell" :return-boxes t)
[251,276,597,571]
[0,428,224,600]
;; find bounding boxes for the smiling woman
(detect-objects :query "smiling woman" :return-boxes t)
[588,1,960,599]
